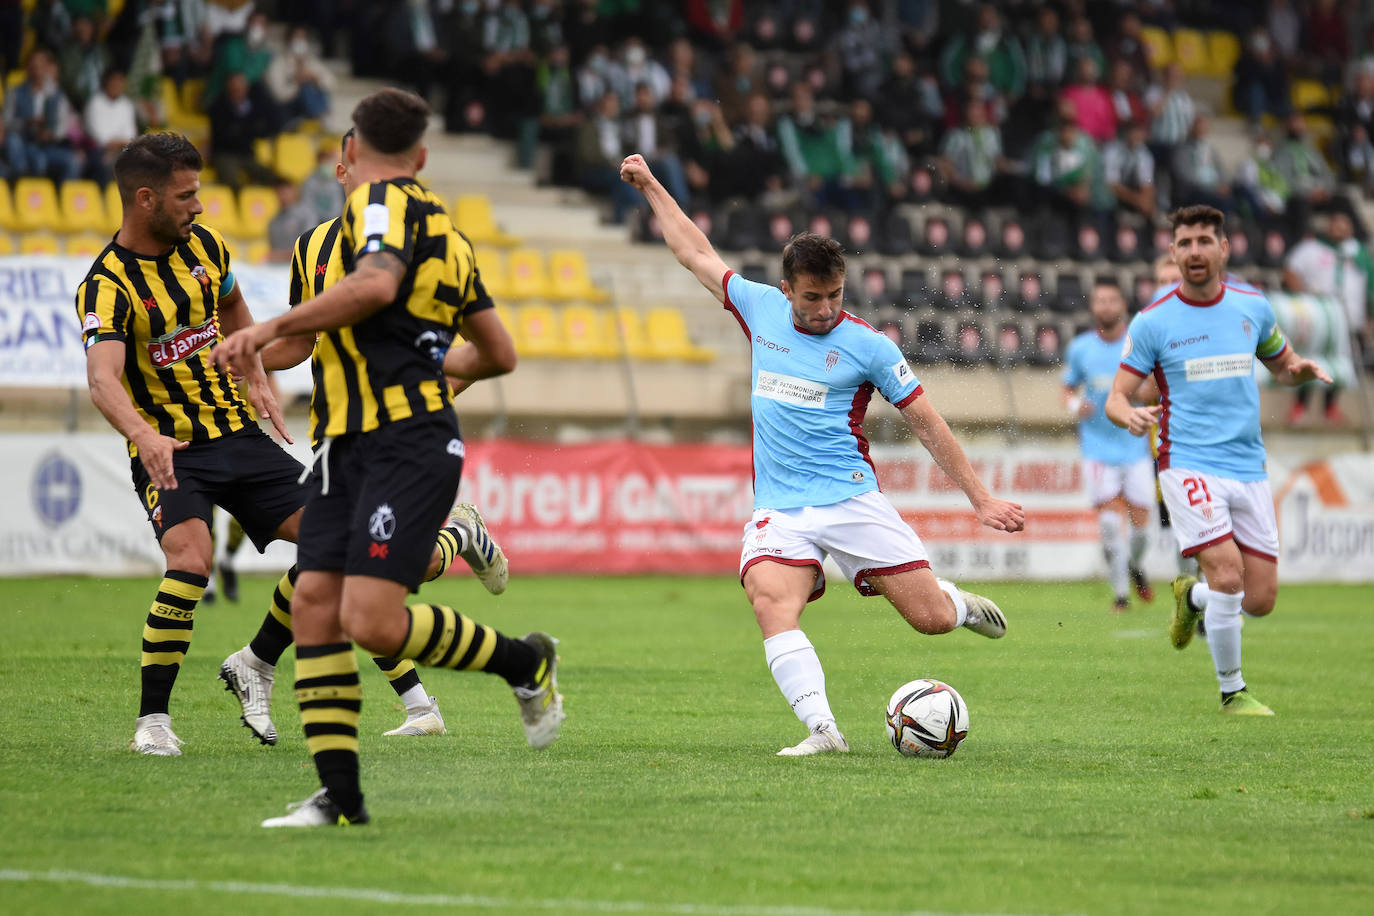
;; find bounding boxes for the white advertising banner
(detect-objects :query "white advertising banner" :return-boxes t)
[0,255,312,394]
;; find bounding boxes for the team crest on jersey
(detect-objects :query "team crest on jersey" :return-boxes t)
[852,470,865,482]
[825,349,840,372]
[368,504,396,541]
[190,265,211,289]
[1241,319,1252,339]
[148,319,219,368]
[1200,503,1213,522]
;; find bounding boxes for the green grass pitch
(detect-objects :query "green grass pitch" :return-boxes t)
[1,574,1371,915]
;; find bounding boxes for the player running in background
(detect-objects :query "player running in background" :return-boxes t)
[620,152,1023,756]
[1062,279,1156,611]
[77,134,474,756]
[219,127,515,742]
[1107,205,1331,716]
[218,90,562,827]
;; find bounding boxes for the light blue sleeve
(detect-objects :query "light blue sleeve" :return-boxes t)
[868,333,921,406]
[1061,337,1084,386]
[724,271,774,331]
[1121,312,1156,377]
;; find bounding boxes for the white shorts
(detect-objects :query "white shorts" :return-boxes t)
[1158,467,1279,561]
[1084,457,1157,508]
[738,490,930,602]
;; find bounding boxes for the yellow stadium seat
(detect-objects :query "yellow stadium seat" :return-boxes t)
[5,70,24,91]
[1140,26,1173,70]
[473,246,511,300]
[1206,30,1241,78]
[19,233,61,255]
[1292,79,1332,113]
[547,249,611,302]
[1172,29,1207,76]
[197,183,242,237]
[12,177,61,232]
[514,303,565,358]
[644,306,715,362]
[490,303,523,351]
[104,181,123,231]
[614,307,652,359]
[253,136,275,169]
[274,132,316,184]
[453,194,520,247]
[505,247,556,300]
[241,238,270,264]
[0,181,16,231]
[180,78,206,116]
[560,304,618,358]
[162,77,207,131]
[64,233,109,258]
[0,234,14,255]
[58,180,108,234]
[237,185,279,239]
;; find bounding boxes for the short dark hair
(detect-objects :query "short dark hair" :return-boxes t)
[1170,204,1226,239]
[1093,277,1123,293]
[351,88,429,155]
[114,132,203,203]
[340,126,355,157]
[781,232,846,284]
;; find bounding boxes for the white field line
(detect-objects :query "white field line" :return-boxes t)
[0,868,1068,916]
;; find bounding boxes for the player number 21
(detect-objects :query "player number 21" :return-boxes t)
[1183,476,1212,507]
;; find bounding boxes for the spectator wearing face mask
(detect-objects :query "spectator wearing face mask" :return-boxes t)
[1232,28,1290,126]
[618,37,670,107]
[266,25,334,122]
[1234,129,1289,232]
[204,10,274,104]
[938,3,1026,102]
[835,1,892,102]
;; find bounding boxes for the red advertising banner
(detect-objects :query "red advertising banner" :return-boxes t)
[456,439,755,574]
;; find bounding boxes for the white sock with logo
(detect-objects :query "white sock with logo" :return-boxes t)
[1099,510,1129,599]
[763,629,835,732]
[1203,590,1245,693]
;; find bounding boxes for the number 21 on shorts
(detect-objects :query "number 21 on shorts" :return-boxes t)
[1183,476,1212,507]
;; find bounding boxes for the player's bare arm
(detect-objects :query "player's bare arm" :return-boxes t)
[620,153,729,303]
[1105,368,1161,436]
[216,284,293,443]
[85,339,187,490]
[1261,343,1333,387]
[260,334,317,372]
[900,395,1025,533]
[442,308,517,389]
[214,251,405,374]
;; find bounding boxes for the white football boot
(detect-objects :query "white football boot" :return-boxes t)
[448,503,509,595]
[777,721,850,756]
[130,713,183,756]
[383,696,448,736]
[941,579,1008,639]
[261,788,369,828]
[512,632,564,749]
[218,648,278,745]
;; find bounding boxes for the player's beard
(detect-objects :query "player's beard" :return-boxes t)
[149,200,194,246]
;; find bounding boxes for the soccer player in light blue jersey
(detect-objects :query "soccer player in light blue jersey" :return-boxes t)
[1063,280,1156,612]
[1106,205,1331,716]
[620,153,1025,755]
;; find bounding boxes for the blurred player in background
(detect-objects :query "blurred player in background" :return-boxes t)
[1062,279,1156,611]
[218,90,562,828]
[1108,205,1331,716]
[621,152,1024,756]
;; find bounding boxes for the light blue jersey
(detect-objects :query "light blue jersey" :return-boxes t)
[1149,274,1258,303]
[1063,330,1152,465]
[724,271,921,510]
[1122,283,1289,481]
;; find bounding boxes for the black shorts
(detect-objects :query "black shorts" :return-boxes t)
[131,426,309,551]
[296,411,464,591]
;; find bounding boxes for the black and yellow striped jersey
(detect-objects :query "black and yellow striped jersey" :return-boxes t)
[291,178,493,444]
[75,223,257,457]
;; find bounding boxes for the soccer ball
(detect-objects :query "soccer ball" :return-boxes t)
[885,679,969,758]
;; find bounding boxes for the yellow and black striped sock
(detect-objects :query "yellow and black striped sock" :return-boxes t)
[226,516,246,556]
[424,527,463,582]
[248,565,297,665]
[398,604,538,686]
[296,642,363,815]
[139,570,207,716]
[370,655,423,698]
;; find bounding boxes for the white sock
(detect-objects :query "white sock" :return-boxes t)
[1128,526,1149,566]
[245,646,274,671]
[936,579,969,628]
[1100,510,1128,599]
[1189,581,1211,610]
[398,684,430,713]
[448,522,470,553]
[1203,591,1245,693]
[763,629,836,731]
